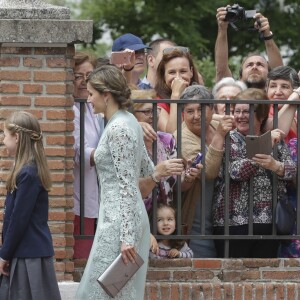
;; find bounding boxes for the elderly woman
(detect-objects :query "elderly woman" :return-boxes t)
[73,52,104,259]
[212,77,247,116]
[264,66,300,143]
[213,88,296,258]
[154,47,202,133]
[174,85,233,258]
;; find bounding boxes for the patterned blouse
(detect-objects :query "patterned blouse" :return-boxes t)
[143,131,177,213]
[213,129,296,227]
[278,138,300,257]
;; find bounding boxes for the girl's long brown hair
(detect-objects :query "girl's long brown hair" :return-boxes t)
[157,203,185,250]
[5,111,52,192]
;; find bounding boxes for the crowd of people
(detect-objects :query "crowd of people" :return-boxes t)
[1,4,300,300]
[71,8,300,299]
[72,5,300,299]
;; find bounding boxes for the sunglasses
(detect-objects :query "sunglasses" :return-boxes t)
[134,108,161,116]
[162,46,189,55]
[74,72,92,82]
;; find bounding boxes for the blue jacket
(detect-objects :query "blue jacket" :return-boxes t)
[0,164,54,260]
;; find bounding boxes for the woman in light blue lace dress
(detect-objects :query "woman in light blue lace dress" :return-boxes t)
[75,65,154,299]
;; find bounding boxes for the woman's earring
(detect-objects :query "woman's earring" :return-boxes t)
[105,100,108,107]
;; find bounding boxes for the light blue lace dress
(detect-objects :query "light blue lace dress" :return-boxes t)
[75,110,154,300]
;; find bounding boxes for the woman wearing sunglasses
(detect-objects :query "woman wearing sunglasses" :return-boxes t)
[155,47,203,133]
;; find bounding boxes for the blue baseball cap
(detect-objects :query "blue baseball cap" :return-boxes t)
[112,33,150,52]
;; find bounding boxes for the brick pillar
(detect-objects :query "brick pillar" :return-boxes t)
[0,0,92,281]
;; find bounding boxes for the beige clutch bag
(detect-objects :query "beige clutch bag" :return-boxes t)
[97,253,144,298]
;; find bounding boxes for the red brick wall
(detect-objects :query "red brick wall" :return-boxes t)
[2,45,300,298]
[0,45,75,281]
[145,259,300,299]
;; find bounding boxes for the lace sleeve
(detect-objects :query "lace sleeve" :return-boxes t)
[140,142,155,177]
[107,122,141,246]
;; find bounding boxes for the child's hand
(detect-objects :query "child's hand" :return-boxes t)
[168,248,180,258]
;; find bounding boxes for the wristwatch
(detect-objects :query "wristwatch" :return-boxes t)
[263,31,274,41]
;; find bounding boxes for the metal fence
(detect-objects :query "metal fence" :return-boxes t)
[74,98,300,258]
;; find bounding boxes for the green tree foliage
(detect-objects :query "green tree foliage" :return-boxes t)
[73,0,299,87]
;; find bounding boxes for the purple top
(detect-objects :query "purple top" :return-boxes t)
[143,131,177,213]
[278,138,300,257]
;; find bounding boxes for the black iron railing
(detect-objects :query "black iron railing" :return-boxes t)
[74,98,300,258]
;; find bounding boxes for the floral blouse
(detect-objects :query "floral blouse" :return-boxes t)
[213,129,296,227]
[278,138,300,257]
[143,131,177,213]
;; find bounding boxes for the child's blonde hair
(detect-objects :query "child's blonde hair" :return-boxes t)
[5,111,52,192]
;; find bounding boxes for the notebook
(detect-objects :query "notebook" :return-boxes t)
[245,130,272,159]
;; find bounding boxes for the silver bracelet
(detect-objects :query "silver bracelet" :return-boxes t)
[150,173,160,184]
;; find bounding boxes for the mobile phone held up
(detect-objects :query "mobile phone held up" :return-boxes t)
[110,51,133,65]
[191,152,203,168]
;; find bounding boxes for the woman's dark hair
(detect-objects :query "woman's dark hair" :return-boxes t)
[234,88,270,131]
[267,66,300,89]
[155,49,200,99]
[87,64,132,109]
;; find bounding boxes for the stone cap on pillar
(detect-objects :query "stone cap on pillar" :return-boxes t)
[0,0,93,44]
[0,0,70,19]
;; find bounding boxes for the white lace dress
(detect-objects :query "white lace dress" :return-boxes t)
[75,110,154,300]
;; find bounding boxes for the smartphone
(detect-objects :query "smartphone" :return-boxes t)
[191,152,203,168]
[110,51,133,65]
